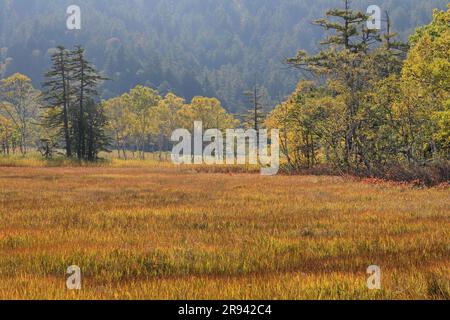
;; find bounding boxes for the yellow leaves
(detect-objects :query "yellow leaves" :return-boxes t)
[102,86,239,155]
[179,96,238,130]
[402,7,450,98]
[402,10,450,104]
[397,6,450,158]
[1,74,33,104]
[431,105,450,152]
[0,73,31,86]
[293,80,315,96]
[152,93,186,136]
[0,114,14,140]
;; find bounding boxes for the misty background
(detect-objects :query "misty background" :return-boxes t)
[0,0,447,112]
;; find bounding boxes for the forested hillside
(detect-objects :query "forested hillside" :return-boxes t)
[0,0,447,111]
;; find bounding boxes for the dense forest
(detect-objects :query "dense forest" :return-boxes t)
[0,0,448,112]
[0,1,449,184]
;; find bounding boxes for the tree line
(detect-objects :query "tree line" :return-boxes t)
[1,0,447,112]
[0,2,448,183]
[0,46,240,160]
[266,2,449,182]
[0,45,111,160]
[102,88,238,160]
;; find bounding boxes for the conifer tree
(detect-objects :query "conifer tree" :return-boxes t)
[70,45,108,160]
[287,0,383,168]
[314,0,376,52]
[42,46,73,157]
[85,98,110,161]
[243,85,266,132]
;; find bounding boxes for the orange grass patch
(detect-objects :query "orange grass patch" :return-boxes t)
[0,166,448,299]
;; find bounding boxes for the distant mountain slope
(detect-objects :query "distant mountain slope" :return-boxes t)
[0,0,447,111]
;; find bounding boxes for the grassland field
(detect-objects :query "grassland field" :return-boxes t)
[0,156,448,299]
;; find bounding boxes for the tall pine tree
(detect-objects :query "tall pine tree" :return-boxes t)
[42,45,109,160]
[69,45,109,160]
[287,0,382,169]
[243,85,266,132]
[42,46,73,157]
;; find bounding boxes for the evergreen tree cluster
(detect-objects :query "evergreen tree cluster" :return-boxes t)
[42,46,109,160]
[267,2,449,183]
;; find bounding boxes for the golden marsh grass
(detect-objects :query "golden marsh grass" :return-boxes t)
[0,164,448,299]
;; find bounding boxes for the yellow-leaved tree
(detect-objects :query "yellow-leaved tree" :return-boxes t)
[179,96,239,131]
[396,6,450,161]
[0,73,40,155]
[123,85,161,159]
